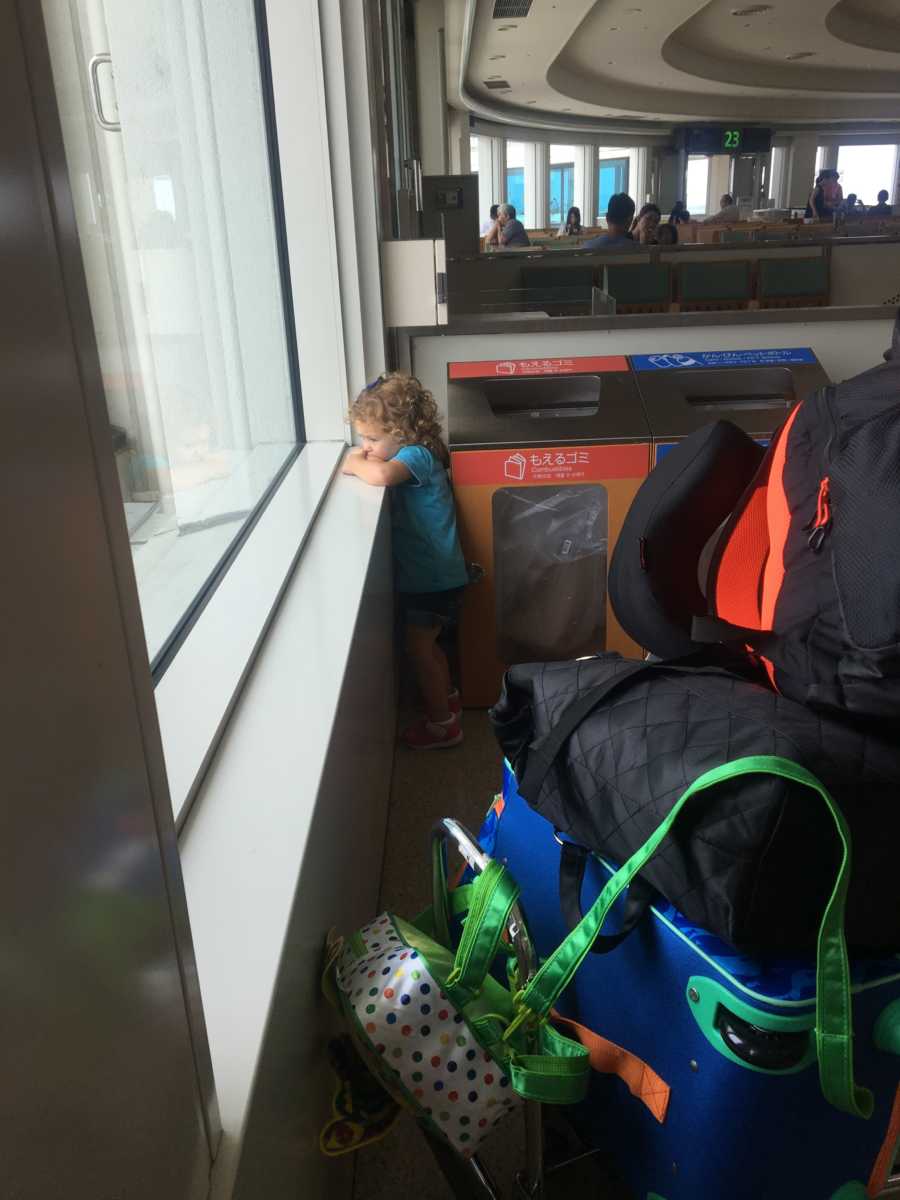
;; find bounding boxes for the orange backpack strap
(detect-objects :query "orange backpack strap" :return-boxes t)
[551,1012,671,1124]
[707,402,804,635]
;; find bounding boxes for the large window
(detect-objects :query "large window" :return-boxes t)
[42,0,301,669]
[549,144,577,227]
[597,151,629,222]
[506,140,525,217]
[686,156,711,217]
[836,144,898,207]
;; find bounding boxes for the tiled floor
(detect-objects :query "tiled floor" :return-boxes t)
[349,711,631,1200]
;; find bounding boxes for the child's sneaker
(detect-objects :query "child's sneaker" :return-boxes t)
[402,714,463,750]
[448,688,462,716]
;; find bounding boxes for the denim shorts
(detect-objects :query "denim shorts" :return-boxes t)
[399,587,466,629]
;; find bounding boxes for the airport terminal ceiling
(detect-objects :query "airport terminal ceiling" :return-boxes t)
[444,0,900,131]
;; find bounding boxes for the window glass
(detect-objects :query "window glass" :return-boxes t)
[836,144,898,208]
[470,135,479,174]
[41,0,300,669]
[686,156,710,217]
[506,140,525,219]
[596,151,630,222]
[549,144,577,227]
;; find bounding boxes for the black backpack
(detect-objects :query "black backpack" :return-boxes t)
[608,314,900,722]
[490,654,900,954]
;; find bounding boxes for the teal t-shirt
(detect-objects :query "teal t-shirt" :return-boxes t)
[392,445,468,594]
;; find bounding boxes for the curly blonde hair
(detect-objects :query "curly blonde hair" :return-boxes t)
[350,371,449,466]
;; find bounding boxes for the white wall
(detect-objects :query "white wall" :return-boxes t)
[227,494,395,1200]
[182,478,396,1200]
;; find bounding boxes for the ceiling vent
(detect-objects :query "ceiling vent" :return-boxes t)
[483,79,512,89]
[492,1,532,18]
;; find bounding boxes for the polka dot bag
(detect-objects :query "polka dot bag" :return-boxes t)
[324,819,593,1159]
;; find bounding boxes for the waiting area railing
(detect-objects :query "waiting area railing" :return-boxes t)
[455,252,831,316]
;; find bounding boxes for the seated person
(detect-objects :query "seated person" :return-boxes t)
[496,203,530,247]
[557,206,583,237]
[632,203,661,244]
[870,189,893,216]
[703,193,740,224]
[656,222,678,246]
[840,192,863,215]
[582,193,638,250]
[481,203,500,238]
[669,200,691,225]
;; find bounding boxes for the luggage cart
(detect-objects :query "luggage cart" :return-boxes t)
[426,817,544,1200]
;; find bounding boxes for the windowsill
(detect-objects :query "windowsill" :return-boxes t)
[131,443,297,664]
[177,462,391,1197]
[156,441,345,825]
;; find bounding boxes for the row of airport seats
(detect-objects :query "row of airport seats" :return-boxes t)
[509,255,829,316]
[482,215,900,253]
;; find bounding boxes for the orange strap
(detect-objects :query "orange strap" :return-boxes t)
[552,1012,670,1124]
[760,402,803,630]
[867,1082,900,1197]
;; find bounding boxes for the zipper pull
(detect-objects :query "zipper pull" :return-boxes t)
[808,476,831,551]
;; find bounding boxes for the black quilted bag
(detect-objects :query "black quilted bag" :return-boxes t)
[490,654,900,953]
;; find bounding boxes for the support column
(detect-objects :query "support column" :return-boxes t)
[785,134,819,210]
[447,109,469,174]
[575,144,596,226]
[524,141,548,230]
[708,154,732,211]
[413,0,448,175]
[477,135,504,230]
[632,146,649,205]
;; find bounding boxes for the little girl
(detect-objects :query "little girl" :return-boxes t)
[343,372,469,750]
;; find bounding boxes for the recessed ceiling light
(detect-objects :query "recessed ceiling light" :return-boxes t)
[488,74,503,79]
[489,54,506,60]
[786,50,816,59]
[609,26,619,31]
[562,107,572,111]
[732,4,772,13]
[498,24,518,31]
[526,100,537,104]
[625,6,643,11]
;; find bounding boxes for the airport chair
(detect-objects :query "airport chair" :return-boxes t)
[675,259,752,311]
[602,262,671,313]
[519,265,595,315]
[758,256,829,308]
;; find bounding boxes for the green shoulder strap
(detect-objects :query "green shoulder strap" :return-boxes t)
[508,755,873,1120]
[430,834,522,1009]
[444,858,521,1007]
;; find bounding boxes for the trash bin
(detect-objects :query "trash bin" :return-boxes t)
[448,355,650,707]
[629,347,830,465]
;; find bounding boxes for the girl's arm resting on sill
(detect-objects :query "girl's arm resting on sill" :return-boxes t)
[342,448,412,487]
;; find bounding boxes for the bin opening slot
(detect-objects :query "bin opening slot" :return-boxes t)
[660,367,800,413]
[482,375,602,420]
[687,394,792,411]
